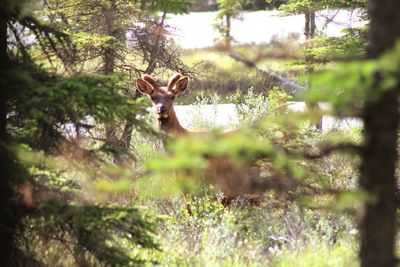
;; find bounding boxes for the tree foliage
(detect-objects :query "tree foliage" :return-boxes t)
[279,0,366,13]
[0,0,196,265]
[39,0,194,76]
[2,0,400,266]
[214,0,246,48]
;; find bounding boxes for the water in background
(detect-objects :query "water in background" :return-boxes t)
[165,10,365,49]
[174,103,361,131]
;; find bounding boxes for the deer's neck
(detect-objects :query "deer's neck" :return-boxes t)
[158,108,188,136]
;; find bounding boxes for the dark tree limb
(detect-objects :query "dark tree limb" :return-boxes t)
[299,143,361,159]
[253,142,361,162]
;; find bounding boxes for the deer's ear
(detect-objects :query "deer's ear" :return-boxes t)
[136,79,153,95]
[172,76,189,95]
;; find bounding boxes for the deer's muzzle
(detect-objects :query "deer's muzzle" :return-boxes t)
[155,104,169,118]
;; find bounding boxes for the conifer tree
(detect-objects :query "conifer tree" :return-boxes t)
[40,0,194,163]
[0,0,182,265]
[359,1,399,266]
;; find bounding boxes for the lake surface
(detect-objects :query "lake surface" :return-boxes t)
[63,102,360,139]
[165,9,365,49]
[174,102,361,131]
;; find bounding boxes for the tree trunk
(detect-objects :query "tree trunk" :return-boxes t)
[359,1,400,266]
[0,14,17,267]
[102,0,125,162]
[0,15,9,139]
[310,10,316,39]
[103,46,116,74]
[144,12,167,74]
[102,0,117,74]
[103,0,134,161]
[225,13,231,49]
[304,8,322,129]
[120,123,134,149]
[304,9,315,40]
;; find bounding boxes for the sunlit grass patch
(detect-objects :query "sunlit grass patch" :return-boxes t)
[142,191,358,267]
[271,241,358,267]
[179,45,302,103]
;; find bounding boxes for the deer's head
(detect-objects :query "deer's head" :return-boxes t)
[136,73,189,120]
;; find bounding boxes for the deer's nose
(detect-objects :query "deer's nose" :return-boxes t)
[160,106,167,113]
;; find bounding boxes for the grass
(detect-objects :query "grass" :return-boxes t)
[273,241,358,267]
[30,43,364,266]
[178,43,307,104]
[137,193,358,266]
[18,69,361,266]
[128,84,361,266]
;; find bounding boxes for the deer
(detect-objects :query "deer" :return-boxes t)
[136,73,264,205]
[136,73,189,137]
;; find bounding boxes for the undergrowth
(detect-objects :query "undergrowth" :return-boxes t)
[178,44,305,104]
[130,87,360,266]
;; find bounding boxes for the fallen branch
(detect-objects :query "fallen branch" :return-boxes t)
[229,53,306,94]
[300,143,361,159]
[254,142,361,162]
[229,52,324,128]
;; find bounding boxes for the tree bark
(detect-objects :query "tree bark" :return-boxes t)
[102,0,125,162]
[359,1,400,266]
[304,10,311,40]
[120,123,134,149]
[304,8,322,129]
[225,13,231,49]
[102,0,117,74]
[304,9,316,40]
[144,12,167,74]
[0,13,17,267]
[310,11,316,38]
[0,15,9,139]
